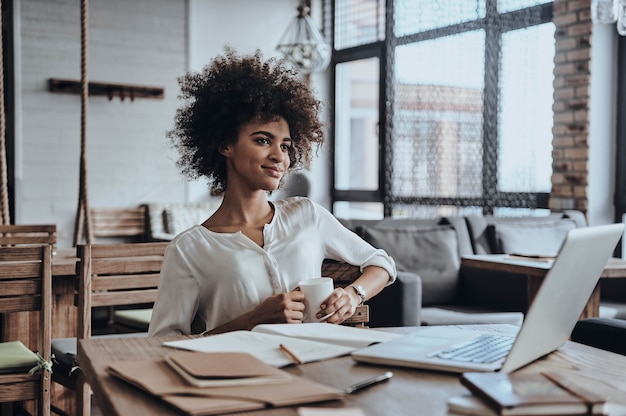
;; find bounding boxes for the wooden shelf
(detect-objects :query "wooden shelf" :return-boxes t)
[48,78,164,101]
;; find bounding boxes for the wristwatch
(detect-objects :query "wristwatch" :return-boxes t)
[350,284,366,305]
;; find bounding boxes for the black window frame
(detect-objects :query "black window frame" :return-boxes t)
[329,0,553,217]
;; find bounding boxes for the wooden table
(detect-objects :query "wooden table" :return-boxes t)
[461,255,626,319]
[77,328,626,416]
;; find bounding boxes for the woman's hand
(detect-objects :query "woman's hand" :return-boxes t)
[254,290,305,324]
[316,287,361,324]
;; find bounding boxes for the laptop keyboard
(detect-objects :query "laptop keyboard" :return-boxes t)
[427,334,514,363]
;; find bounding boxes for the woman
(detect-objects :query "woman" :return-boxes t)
[148,48,396,336]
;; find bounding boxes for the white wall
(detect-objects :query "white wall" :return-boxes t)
[13,0,331,249]
[187,0,332,207]
[15,0,189,248]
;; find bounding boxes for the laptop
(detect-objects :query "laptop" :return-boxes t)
[352,223,625,373]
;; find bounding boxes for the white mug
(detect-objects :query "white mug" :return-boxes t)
[298,277,334,323]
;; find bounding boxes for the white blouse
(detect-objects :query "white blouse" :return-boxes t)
[148,197,397,336]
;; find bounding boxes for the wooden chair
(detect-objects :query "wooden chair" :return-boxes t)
[0,225,56,350]
[0,244,52,416]
[322,260,369,327]
[51,241,167,416]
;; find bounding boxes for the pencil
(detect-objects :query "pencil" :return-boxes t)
[279,343,303,365]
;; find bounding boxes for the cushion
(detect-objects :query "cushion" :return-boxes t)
[114,308,153,331]
[164,205,214,234]
[146,201,222,240]
[599,301,626,320]
[420,307,524,326]
[362,226,460,305]
[0,341,40,374]
[487,219,577,256]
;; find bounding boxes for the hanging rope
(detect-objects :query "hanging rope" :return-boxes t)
[72,0,92,245]
[0,0,11,224]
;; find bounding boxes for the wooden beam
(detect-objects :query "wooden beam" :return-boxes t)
[48,78,164,101]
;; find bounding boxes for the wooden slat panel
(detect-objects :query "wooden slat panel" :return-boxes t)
[91,258,163,275]
[0,296,40,313]
[0,263,42,278]
[91,274,160,291]
[0,236,55,245]
[0,225,56,234]
[0,224,56,246]
[0,245,44,261]
[320,260,369,326]
[91,209,145,220]
[84,242,168,259]
[91,289,158,307]
[322,261,361,284]
[91,207,147,238]
[1,279,40,296]
[344,305,369,325]
[0,374,39,401]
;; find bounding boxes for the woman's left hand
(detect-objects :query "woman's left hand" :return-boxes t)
[316,287,361,324]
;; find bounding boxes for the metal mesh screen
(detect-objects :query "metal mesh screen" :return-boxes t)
[331,0,554,218]
[334,0,385,50]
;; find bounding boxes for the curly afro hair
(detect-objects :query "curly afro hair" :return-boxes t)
[167,47,325,194]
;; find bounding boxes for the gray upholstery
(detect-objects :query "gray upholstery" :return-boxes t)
[487,219,576,255]
[369,271,422,327]
[421,307,523,326]
[465,212,582,255]
[339,210,588,327]
[571,317,626,355]
[361,225,460,305]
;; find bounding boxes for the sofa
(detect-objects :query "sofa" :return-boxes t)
[339,209,589,326]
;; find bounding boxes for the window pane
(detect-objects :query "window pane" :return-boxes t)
[393,31,485,199]
[392,204,483,217]
[335,0,385,50]
[335,58,380,191]
[498,23,554,193]
[498,0,547,13]
[394,0,486,36]
[333,201,384,219]
[494,207,552,217]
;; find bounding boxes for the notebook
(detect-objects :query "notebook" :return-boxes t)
[352,223,625,373]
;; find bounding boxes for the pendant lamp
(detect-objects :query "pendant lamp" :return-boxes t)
[276,3,331,74]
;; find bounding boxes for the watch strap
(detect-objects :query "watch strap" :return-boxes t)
[350,284,366,305]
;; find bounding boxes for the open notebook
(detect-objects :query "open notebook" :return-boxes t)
[164,323,401,367]
[352,223,625,373]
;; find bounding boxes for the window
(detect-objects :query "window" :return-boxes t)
[330,0,554,218]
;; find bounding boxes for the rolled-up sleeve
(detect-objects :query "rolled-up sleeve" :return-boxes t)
[314,203,397,285]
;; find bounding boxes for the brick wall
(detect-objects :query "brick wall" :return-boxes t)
[551,0,592,213]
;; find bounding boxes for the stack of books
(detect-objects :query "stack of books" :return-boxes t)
[447,371,607,416]
[108,350,344,415]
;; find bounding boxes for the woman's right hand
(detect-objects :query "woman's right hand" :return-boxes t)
[254,290,305,324]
